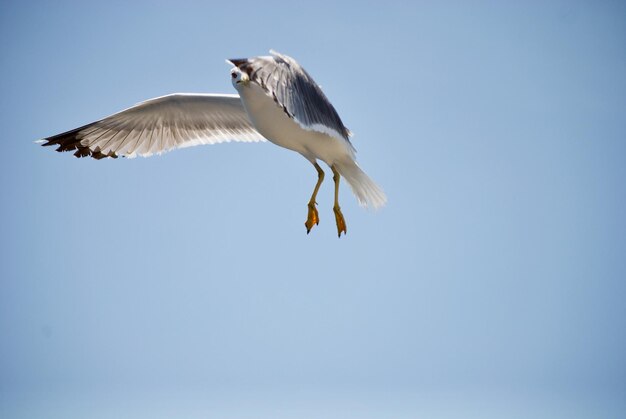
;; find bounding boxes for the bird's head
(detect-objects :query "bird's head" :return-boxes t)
[229,66,249,88]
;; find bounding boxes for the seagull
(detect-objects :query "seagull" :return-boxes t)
[39,50,386,236]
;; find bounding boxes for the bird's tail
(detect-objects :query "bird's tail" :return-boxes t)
[335,159,387,209]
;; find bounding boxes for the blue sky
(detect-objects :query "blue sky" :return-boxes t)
[1,1,625,417]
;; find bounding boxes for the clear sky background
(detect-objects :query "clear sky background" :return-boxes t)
[1,1,625,418]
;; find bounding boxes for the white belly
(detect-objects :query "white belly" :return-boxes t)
[236,82,354,165]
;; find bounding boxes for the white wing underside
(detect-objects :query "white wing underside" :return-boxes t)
[40,93,265,159]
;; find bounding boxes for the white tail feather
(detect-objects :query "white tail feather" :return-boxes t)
[335,160,387,209]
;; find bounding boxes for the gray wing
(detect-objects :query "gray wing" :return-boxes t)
[229,50,352,143]
[39,93,265,159]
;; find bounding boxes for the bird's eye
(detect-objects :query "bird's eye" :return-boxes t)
[231,72,237,79]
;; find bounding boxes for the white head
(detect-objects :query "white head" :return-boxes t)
[230,67,249,89]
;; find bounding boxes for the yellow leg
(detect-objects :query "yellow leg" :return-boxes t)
[305,162,325,234]
[331,165,347,237]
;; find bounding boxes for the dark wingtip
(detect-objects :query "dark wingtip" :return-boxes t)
[38,121,117,160]
[37,139,53,147]
[227,58,248,68]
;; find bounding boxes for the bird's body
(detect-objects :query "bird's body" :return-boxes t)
[236,80,353,169]
[39,51,386,236]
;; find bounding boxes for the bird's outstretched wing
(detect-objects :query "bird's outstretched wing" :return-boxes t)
[39,93,265,159]
[229,50,352,145]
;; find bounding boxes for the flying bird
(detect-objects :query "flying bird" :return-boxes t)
[39,50,386,236]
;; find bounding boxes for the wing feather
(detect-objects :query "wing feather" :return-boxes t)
[40,93,265,159]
